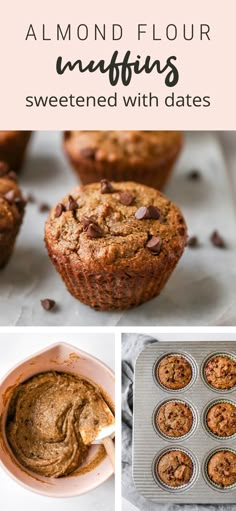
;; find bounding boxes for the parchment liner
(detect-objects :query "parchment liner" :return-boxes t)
[153,398,198,442]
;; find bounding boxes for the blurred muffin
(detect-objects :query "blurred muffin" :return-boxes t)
[45,180,187,311]
[157,401,193,437]
[157,355,192,390]
[207,450,236,487]
[206,402,236,437]
[64,131,183,190]
[157,450,193,488]
[0,131,31,172]
[0,163,26,268]
[205,355,236,390]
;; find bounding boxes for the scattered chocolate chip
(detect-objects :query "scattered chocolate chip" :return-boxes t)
[55,203,65,218]
[66,195,78,211]
[100,179,114,194]
[146,236,162,254]
[7,171,17,181]
[25,193,35,204]
[188,236,199,248]
[81,215,97,230]
[119,191,134,206]
[80,147,97,160]
[188,169,201,180]
[4,190,15,203]
[0,162,9,176]
[40,299,55,311]
[135,205,161,220]
[210,230,226,249]
[39,202,50,213]
[86,222,103,238]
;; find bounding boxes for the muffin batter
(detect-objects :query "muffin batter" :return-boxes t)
[157,450,193,488]
[208,450,236,487]
[207,402,236,437]
[157,355,192,390]
[157,401,193,437]
[6,371,113,478]
[205,355,236,390]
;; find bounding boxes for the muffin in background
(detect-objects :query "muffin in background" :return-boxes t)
[45,180,187,311]
[0,131,31,172]
[0,163,26,268]
[64,131,183,190]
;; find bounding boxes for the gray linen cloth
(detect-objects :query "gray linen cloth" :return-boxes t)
[122,333,236,511]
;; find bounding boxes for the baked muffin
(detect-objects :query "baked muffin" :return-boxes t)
[206,402,236,437]
[157,355,192,390]
[157,401,193,437]
[157,450,193,488]
[0,131,31,172]
[207,450,236,487]
[64,131,183,190]
[0,163,26,268]
[205,355,236,390]
[45,180,187,311]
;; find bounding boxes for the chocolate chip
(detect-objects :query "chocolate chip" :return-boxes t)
[4,190,15,203]
[135,205,161,220]
[0,162,9,176]
[81,215,97,230]
[40,299,55,311]
[119,192,134,206]
[86,223,103,238]
[100,179,114,194]
[55,203,65,218]
[187,236,199,248]
[146,236,162,254]
[25,193,35,204]
[39,202,50,213]
[210,230,226,248]
[80,147,96,160]
[188,169,201,180]
[66,195,78,211]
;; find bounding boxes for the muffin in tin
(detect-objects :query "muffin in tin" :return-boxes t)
[205,355,236,390]
[0,163,26,268]
[45,180,187,311]
[0,131,31,172]
[63,131,183,190]
[157,355,192,390]
[206,401,236,438]
[156,401,193,438]
[207,450,236,488]
[157,450,193,488]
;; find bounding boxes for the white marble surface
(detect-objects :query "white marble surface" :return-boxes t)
[0,332,115,511]
[0,131,236,326]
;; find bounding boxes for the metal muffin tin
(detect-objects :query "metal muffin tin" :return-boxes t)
[132,342,236,503]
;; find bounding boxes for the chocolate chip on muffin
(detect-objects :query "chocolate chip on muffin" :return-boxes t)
[157,401,193,438]
[207,450,236,487]
[157,355,192,390]
[45,181,187,311]
[157,450,193,488]
[205,355,236,390]
[63,131,183,190]
[206,402,236,437]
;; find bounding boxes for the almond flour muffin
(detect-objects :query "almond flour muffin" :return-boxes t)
[0,131,31,172]
[64,131,183,190]
[157,450,193,488]
[0,163,26,268]
[207,450,236,487]
[45,180,187,311]
[205,355,236,390]
[206,402,236,437]
[157,355,192,390]
[157,401,193,438]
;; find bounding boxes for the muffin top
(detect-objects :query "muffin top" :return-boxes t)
[64,131,182,165]
[157,355,192,390]
[205,355,236,390]
[157,401,193,437]
[45,181,187,272]
[157,450,193,487]
[0,163,25,230]
[206,402,236,437]
[208,450,236,487]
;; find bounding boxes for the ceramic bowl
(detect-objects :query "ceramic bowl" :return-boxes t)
[0,342,115,497]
